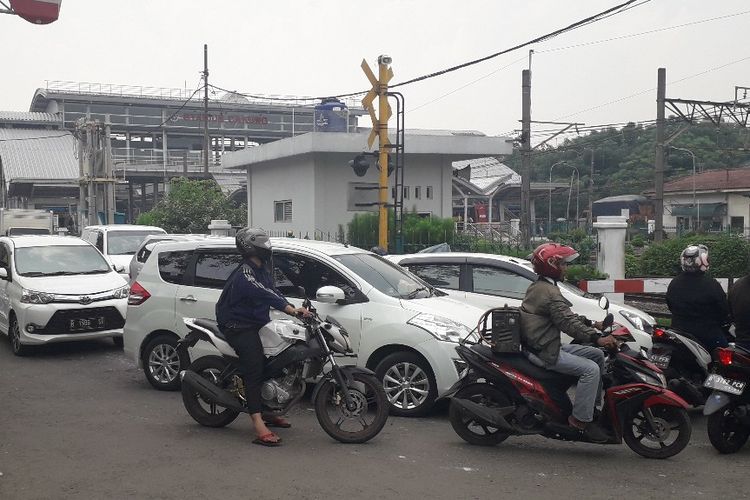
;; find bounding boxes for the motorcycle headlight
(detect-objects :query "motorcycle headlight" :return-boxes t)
[20,289,55,304]
[634,370,666,388]
[620,310,653,334]
[112,285,130,299]
[408,313,472,343]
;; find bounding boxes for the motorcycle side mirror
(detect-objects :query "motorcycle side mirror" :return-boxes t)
[598,296,610,311]
[602,313,614,330]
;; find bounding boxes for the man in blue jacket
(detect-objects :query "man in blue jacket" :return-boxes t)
[216,228,309,446]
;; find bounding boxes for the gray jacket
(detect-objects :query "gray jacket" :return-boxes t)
[519,277,599,365]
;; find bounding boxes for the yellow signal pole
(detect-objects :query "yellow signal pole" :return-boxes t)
[361,56,393,249]
[377,55,393,250]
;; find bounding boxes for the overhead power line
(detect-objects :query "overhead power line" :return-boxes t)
[209,0,647,103]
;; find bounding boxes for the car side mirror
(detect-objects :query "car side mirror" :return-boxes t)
[316,286,346,304]
[113,264,125,273]
[0,268,8,280]
[598,296,610,311]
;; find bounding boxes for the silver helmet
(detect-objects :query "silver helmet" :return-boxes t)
[235,227,272,261]
[680,244,709,273]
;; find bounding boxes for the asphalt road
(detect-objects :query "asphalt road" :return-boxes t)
[0,339,746,500]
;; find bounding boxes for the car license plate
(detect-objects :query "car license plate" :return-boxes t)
[704,373,746,395]
[649,353,671,369]
[69,316,105,332]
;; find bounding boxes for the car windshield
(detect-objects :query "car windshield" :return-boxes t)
[333,253,433,299]
[15,245,112,276]
[107,230,165,256]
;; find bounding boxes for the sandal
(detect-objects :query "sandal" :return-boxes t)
[252,432,282,447]
[263,416,291,429]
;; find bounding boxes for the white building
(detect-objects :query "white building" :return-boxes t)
[660,167,750,235]
[222,131,513,239]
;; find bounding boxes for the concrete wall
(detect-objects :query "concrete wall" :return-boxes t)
[246,157,316,234]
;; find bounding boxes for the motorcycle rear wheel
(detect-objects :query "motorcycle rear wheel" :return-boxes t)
[314,372,388,443]
[181,356,241,428]
[449,384,512,446]
[623,404,691,459]
[707,403,750,454]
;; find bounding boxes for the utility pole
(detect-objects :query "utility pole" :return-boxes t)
[203,44,209,174]
[654,68,666,242]
[525,47,535,246]
[588,148,594,229]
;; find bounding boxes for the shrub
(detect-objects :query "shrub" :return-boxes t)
[637,233,750,278]
[565,264,608,286]
[630,234,646,248]
[548,229,595,263]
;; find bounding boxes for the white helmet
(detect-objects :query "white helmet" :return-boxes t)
[680,244,709,273]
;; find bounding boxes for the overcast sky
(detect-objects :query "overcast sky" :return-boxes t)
[2,0,748,144]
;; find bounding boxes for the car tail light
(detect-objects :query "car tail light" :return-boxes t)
[128,281,151,305]
[653,328,667,339]
[717,348,733,366]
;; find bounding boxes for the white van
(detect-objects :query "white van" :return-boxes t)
[81,225,166,279]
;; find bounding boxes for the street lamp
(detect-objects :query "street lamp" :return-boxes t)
[548,160,568,232]
[670,146,698,230]
[565,166,580,227]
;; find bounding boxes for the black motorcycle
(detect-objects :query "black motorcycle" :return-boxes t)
[177,295,389,444]
[703,344,750,453]
[649,327,713,406]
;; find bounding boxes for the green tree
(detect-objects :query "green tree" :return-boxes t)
[137,178,246,233]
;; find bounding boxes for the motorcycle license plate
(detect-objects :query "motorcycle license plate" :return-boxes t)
[704,373,746,395]
[649,353,671,369]
[69,316,105,332]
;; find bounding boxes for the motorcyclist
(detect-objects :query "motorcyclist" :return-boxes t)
[519,242,617,443]
[215,227,310,447]
[666,244,730,351]
[727,271,750,351]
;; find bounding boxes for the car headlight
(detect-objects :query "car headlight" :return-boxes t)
[634,370,666,388]
[620,310,653,334]
[112,285,130,299]
[408,313,473,343]
[20,289,55,304]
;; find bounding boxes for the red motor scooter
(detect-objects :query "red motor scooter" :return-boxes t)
[449,299,692,459]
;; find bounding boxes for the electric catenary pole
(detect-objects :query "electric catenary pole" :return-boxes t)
[361,55,393,250]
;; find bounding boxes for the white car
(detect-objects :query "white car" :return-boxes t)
[124,238,486,416]
[128,233,209,284]
[0,235,129,356]
[386,252,655,350]
[81,224,167,279]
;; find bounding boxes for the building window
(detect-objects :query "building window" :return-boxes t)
[426,186,433,199]
[415,186,421,199]
[403,186,410,199]
[274,200,292,222]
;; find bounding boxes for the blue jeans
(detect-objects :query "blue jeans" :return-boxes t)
[527,344,605,423]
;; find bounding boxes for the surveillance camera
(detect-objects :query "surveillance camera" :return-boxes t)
[378,55,392,65]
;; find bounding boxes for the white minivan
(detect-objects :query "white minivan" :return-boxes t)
[124,238,486,416]
[81,225,166,279]
[0,235,129,356]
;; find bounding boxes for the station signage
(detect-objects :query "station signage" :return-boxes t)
[175,113,269,126]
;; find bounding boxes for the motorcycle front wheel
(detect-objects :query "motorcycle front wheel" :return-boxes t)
[449,383,512,446]
[707,403,750,454]
[314,372,388,443]
[623,404,691,459]
[181,356,241,428]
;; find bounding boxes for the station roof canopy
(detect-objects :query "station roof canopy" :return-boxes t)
[0,128,77,183]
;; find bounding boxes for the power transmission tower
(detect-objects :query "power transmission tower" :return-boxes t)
[76,118,116,227]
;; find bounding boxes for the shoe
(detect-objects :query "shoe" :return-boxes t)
[568,416,609,443]
[252,432,282,447]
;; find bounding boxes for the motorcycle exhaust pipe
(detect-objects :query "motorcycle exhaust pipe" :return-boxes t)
[452,398,516,432]
[180,370,248,413]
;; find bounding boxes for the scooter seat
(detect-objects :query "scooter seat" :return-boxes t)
[472,344,577,386]
[193,318,229,342]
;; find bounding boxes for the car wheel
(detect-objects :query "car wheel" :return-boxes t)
[9,317,31,357]
[375,352,437,417]
[113,336,124,349]
[142,334,185,391]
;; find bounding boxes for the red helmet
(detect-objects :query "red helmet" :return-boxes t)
[530,243,579,280]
